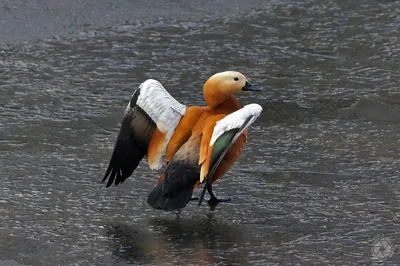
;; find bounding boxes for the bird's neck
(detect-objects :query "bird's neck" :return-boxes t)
[203,86,230,109]
[211,95,241,113]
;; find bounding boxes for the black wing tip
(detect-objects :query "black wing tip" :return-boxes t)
[130,88,141,108]
[102,164,112,183]
[101,118,148,189]
[102,165,131,188]
[198,192,205,207]
[198,176,211,207]
[105,173,114,188]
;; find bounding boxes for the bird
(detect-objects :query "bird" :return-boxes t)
[102,71,263,211]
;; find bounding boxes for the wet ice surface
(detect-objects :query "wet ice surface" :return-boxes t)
[1,0,400,265]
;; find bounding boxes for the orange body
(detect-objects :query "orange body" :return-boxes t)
[152,95,247,189]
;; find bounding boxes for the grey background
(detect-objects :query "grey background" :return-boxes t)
[0,0,270,44]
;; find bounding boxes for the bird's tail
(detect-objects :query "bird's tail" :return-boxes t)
[147,161,199,211]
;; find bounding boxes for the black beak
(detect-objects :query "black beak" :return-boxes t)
[242,81,261,91]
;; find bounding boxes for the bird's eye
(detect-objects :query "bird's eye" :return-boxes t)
[234,77,239,81]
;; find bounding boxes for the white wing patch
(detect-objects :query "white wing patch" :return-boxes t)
[127,79,186,169]
[210,103,262,146]
[136,79,186,140]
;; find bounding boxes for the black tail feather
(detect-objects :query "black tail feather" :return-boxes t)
[147,161,199,211]
[147,183,193,211]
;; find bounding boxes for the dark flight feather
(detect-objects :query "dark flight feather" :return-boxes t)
[102,89,157,187]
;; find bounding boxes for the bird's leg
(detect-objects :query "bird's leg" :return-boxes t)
[207,184,231,202]
[207,184,231,210]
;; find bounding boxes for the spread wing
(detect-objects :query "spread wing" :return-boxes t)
[198,104,263,206]
[102,79,186,187]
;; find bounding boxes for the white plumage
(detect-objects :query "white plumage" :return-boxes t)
[136,79,186,139]
[127,79,186,169]
[209,103,263,146]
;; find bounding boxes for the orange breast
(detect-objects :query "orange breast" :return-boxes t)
[154,95,244,187]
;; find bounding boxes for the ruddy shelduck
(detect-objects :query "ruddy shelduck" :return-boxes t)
[102,71,263,211]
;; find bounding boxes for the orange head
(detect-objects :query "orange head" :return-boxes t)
[203,71,260,108]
